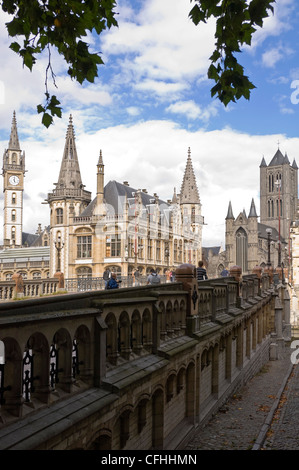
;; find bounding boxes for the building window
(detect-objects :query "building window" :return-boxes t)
[77,236,92,258]
[147,239,153,260]
[12,192,16,204]
[11,226,16,243]
[32,272,41,279]
[105,233,121,257]
[11,209,16,221]
[236,228,248,272]
[156,239,161,260]
[76,267,92,278]
[56,208,63,224]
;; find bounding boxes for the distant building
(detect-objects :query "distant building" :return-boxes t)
[0,113,205,282]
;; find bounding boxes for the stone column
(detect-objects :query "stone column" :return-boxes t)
[175,263,199,334]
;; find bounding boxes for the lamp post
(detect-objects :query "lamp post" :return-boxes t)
[165,242,170,267]
[54,234,64,272]
[266,228,272,267]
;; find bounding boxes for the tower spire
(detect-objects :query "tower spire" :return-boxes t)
[57,114,83,189]
[180,147,200,204]
[8,111,20,150]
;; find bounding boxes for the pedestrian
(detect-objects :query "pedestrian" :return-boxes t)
[197,261,208,281]
[106,272,121,289]
[220,267,229,277]
[134,268,140,286]
[103,267,111,289]
[147,269,160,285]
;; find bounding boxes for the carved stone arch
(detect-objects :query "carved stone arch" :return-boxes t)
[87,428,112,450]
[134,393,151,435]
[73,324,92,384]
[142,308,152,352]
[165,369,177,403]
[74,227,92,234]
[113,404,134,450]
[0,337,23,417]
[176,365,186,395]
[104,312,118,365]
[118,311,131,359]
[25,332,50,404]
[52,327,73,392]
[131,309,142,353]
[158,301,166,338]
[165,300,174,336]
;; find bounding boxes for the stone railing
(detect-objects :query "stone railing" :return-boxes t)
[0,263,288,451]
[0,276,59,300]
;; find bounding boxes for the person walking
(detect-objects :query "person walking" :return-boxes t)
[134,268,140,286]
[147,269,160,285]
[196,261,208,281]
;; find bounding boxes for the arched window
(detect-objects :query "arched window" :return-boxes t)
[12,192,16,204]
[56,208,63,224]
[11,209,16,221]
[76,267,92,278]
[11,226,16,243]
[236,228,248,272]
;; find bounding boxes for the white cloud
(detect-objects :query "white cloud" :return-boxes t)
[1,115,297,248]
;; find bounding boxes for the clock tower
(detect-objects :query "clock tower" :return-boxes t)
[2,111,25,247]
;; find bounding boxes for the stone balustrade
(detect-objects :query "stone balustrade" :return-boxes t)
[0,264,289,451]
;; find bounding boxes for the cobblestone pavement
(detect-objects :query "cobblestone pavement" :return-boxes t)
[185,346,295,451]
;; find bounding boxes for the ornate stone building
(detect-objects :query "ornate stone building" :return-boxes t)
[205,148,297,279]
[0,113,204,282]
[46,116,204,279]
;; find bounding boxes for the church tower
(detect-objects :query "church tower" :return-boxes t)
[179,147,203,264]
[260,148,298,245]
[2,111,25,247]
[46,115,91,277]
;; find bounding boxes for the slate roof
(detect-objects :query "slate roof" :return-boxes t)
[80,180,171,221]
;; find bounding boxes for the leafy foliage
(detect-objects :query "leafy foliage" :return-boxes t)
[1,0,118,126]
[189,0,276,105]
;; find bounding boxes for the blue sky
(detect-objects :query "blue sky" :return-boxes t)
[0,0,299,247]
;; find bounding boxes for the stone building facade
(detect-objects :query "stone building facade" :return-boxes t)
[1,113,204,283]
[46,115,204,279]
[205,148,297,280]
[0,264,288,450]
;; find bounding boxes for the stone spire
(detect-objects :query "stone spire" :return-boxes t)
[57,114,83,189]
[180,147,200,204]
[248,198,258,218]
[226,201,234,220]
[8,111,20,150]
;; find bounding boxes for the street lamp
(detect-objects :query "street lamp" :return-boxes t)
[54,234,64,272]
[165,242,170,267]
[266,228,272,267]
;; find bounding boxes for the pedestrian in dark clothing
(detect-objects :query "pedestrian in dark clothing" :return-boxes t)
[221,268,229,277]
[107,272,121,289]
[197,261,208,281]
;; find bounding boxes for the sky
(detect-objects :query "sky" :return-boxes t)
[0,0,299,248]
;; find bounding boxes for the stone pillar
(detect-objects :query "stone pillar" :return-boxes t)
[229,265,242,307]
[175,263,199,334]
[252,266,262,296]
[54,272,65,291]
[12,273,24,299]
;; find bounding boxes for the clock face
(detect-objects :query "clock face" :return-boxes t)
[9,175,20,186]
